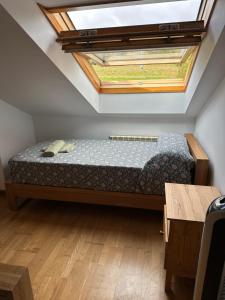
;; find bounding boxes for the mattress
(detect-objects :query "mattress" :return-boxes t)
[9,139,157,193]
[9,135,195,195]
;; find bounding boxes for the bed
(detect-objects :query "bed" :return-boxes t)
[6,133,209,211]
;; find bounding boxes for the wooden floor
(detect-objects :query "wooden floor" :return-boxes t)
[0,193,194,300]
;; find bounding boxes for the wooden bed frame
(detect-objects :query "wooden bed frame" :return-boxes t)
[5,133,209,211]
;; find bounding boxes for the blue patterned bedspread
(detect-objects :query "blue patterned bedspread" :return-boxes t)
[8,134,194,195]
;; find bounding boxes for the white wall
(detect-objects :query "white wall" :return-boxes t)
[0,99,35,189]
[99,93,186,114]
[195,76,225,194]
[33,115,194,141]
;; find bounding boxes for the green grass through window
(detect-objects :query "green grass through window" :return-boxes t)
[91,56,191,83]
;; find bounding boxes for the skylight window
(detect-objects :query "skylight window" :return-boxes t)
[78,47,197,92]
[68,0,202,30]
[40,0,216,94]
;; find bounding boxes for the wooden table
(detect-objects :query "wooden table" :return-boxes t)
[164,183,221,291]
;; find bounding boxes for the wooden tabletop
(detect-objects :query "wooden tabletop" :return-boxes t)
[165,183,221,223]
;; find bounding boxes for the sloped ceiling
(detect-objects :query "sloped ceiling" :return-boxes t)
[0,0,225,117]
[0,5,97,116]
[186,0,225,116]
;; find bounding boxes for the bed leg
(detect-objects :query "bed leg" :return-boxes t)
[5,183,20,210]
[165,270,172,292]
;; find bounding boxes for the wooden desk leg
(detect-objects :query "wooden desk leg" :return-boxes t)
[0,263,34,300]
[165,270,172,291]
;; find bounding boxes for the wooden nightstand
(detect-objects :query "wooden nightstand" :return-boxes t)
[164,183,221,291]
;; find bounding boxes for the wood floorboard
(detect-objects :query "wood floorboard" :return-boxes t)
[0,194,194,300]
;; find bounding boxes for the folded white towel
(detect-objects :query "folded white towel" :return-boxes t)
[42,140,65,157]
[41,141,75,156]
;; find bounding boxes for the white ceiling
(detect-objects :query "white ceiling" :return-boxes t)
[187,25,225,116]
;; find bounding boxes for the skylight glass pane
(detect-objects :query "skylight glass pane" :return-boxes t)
[84,48,189,66]
[68,0,201,30]
[85,47,197,85]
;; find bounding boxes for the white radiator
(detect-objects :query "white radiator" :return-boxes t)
[109,135,158,142]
